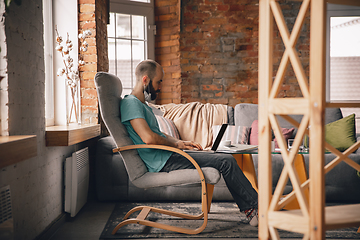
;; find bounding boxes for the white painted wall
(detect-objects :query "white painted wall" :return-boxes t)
[0,1,8,136]
[0,1,96,239]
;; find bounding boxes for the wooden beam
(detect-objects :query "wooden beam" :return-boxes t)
[326,101,360,108]
[268,210,309,234]
[325,204,360,230]
[310,0,327,239]
[258,0,273,239]
[327,0,360,7]
[269,98,309,115]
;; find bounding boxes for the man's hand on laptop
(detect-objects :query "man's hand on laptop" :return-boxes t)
[176,140,203,150]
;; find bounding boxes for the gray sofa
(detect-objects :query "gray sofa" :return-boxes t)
[95,103,360,203]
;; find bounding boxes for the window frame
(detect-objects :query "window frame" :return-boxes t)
[326,3,360,101]
[43,0,54,126]
[44,0,79,126]
[109,0,155,95]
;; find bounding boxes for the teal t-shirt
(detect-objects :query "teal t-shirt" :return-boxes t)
[120,95,172,172]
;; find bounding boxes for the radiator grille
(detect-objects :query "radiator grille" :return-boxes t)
[65,147,90,217]
[0,185,12,224]
[76,147,89,172]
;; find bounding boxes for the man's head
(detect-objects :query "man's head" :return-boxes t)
[135,60,163,101]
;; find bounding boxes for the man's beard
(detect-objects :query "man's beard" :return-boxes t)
[144,79,160,102]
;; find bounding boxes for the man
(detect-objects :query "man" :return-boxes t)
[120,59,259,226]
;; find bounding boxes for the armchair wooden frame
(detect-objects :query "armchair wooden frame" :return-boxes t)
[111,144,215,235]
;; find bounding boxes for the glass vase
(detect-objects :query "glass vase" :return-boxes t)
[66,81,81,125]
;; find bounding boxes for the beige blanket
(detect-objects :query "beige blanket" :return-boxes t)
[150,102,228,149]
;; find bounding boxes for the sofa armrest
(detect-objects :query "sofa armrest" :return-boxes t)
[95,136,129,201]
[227,106,234,125]
[356,135,360,154]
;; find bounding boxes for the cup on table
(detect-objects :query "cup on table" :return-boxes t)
[221,140,231,147]
[271,141,275,152]
[288,139,294,150]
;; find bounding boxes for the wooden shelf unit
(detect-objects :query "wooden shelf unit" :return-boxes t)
[258,0,360,239]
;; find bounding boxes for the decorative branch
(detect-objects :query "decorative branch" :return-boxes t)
[55,26,92,124]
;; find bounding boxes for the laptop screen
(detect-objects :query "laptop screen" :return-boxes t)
[211,124,228,151]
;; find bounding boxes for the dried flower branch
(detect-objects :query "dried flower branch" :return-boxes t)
[55,26,92,124]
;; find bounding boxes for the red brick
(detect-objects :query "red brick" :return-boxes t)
[182,65,199,72]
[82,54,97,62]
[79,0,95,4]
[156,6,170,15]
[202,85,223,91]
[79,13,95,21]
[80,73,96,82]
[82,89,97,98]
[217,5,230,11]
[157,39,179,48]
[208,98,228,105]
[80,21,96,29]
[79,4,95,13]
[79,63,97,71]
[85,46,96,55]
[159,14,176,21]
[81,98,97,106]
[163,65,181,73]
[155,0,178,7]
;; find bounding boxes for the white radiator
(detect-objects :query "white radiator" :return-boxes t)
[0,185,13,240]
[65,147,89,217]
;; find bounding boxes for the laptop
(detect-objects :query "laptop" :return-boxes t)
[184,124,258,153]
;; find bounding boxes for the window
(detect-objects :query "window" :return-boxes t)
[44,0,79,126]
[108,0,155,96]
[43,0,54,126]
[326,3,360,132]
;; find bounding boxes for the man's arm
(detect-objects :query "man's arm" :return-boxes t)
[130,118,202,150]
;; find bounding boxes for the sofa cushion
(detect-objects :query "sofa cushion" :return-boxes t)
[212,125,250,145]
[274,127,295,148]
[227,106,235,125]
[235,103,303,138]
[325,113,356,152]
[155,115,180,139]
[235,103,344,138]
[249,120,294,147]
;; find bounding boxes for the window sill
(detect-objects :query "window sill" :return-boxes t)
[45,124,101,146]
[0,135,37,169]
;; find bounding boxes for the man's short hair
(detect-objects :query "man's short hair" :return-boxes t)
[135,60,158,81]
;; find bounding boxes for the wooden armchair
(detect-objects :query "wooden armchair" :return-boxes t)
[94,72,221,235]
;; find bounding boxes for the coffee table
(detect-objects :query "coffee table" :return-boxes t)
[232,150,309,210]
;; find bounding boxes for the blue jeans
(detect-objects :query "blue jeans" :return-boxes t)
[160,152,258,211]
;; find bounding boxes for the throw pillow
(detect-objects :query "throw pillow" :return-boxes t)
[155,115,180,139]
[249,120,259,145]
[325,113,356,152]
[249,120,294,147]
[274,128,295,148]
[212,125,250,145]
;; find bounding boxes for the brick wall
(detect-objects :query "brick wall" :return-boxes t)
[155,0,182,104]
[79,0,109,124]
[154,0,309,106]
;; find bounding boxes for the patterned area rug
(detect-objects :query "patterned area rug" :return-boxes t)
[100,202,359,239]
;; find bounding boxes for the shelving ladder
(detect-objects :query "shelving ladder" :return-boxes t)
[258,0,360,239]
